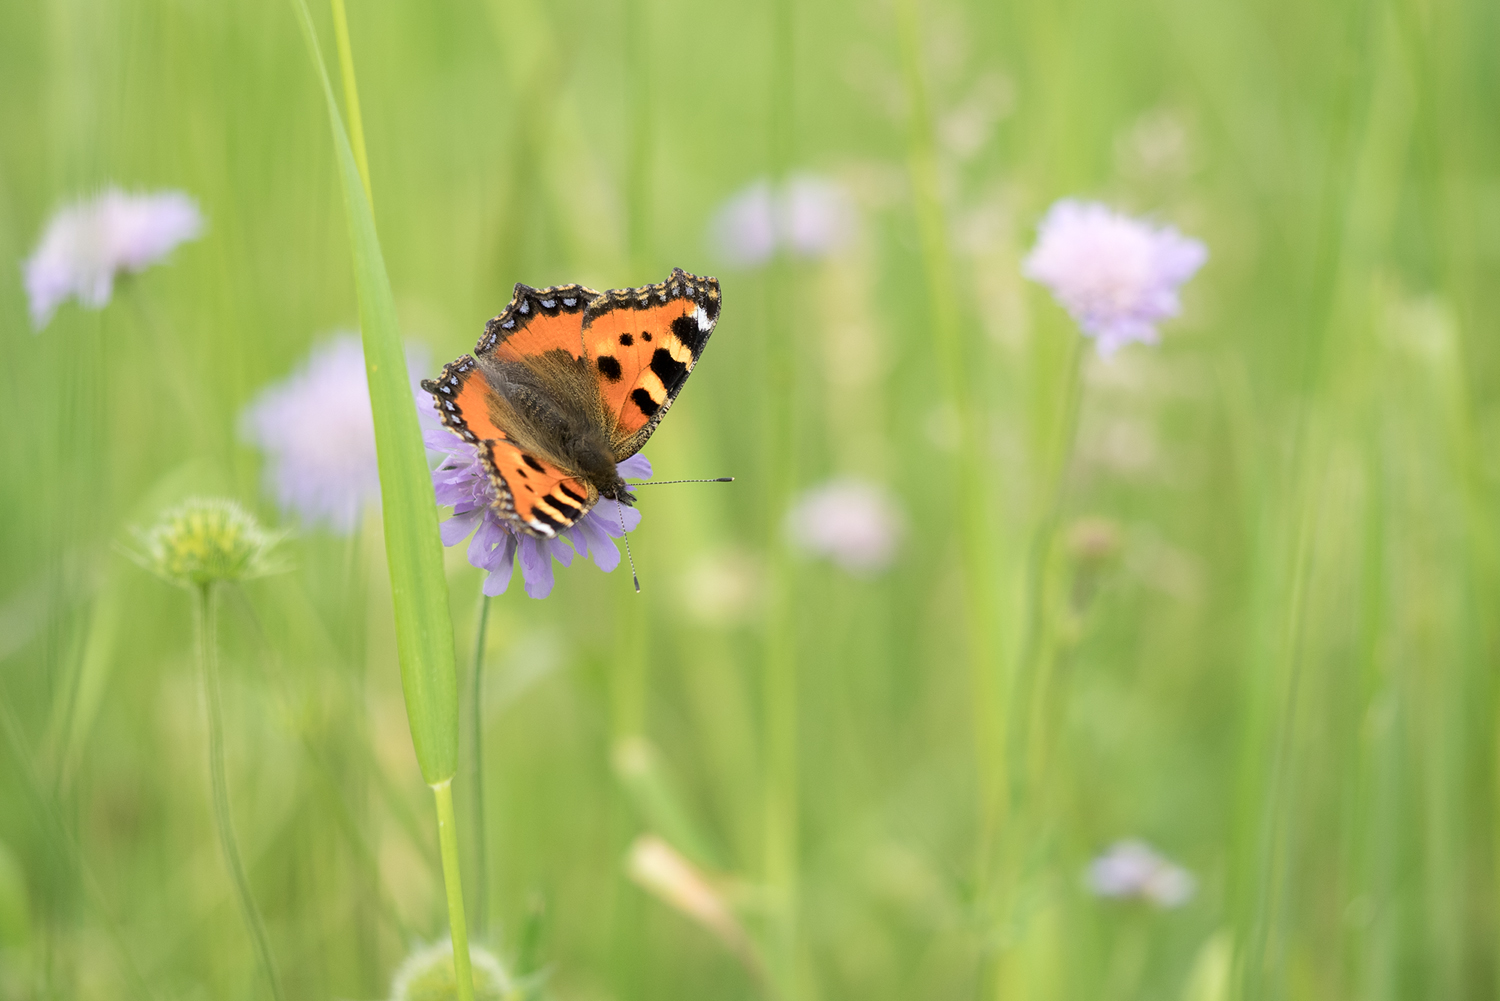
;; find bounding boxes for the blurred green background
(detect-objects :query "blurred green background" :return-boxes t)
[3,0,1499,999]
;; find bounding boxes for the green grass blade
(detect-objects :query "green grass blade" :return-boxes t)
[288,0,458,786]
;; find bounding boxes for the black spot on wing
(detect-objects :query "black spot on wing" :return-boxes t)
[630,388,661,417]
[597,355,623,382]
[530,506,563,531]
[671,313,707,356]
[642,331,652,342]
[619,332,634,346]
[650,347,689,394]
[522,454,546,473]
[558,482,587,504]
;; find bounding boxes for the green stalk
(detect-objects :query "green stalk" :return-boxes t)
[469,591,491,938]
[194,584,284,1001]
[329,0,373,208]
[762,0,799,993]
[893,0,1002,906]
[433,780,477,1001]
[1014,335,1084,802]
[290,1,470,993]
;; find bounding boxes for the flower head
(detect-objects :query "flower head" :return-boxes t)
[709,174,854,267]
[390,939,511,1001]
[23,187,203,329]
[426,430,649,599]
[241,334,428,535]
[131,498,282,589]
[786,478,904,575]
[1086,839,1195,907]
[1022,200,1206,357]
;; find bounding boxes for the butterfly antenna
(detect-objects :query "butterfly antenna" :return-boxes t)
[628,476,736,487]
[617,504,641,594]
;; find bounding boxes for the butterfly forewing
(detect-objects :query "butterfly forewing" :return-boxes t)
[583,268,721,459]
[479,282,596,362]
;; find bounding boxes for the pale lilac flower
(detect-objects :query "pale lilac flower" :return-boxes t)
[1022,200,1206,357]
[786,478,904,574]
[426,430,649,599]
[241,334,428,534]
[23,187,203,329]
[709,174,854,267]
[1086,839,1195,907]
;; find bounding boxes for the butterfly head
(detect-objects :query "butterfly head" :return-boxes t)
[601,476,637,507]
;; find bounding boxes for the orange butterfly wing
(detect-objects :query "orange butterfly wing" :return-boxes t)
[477,282,597,363]
[583,268,721,458]
[422,354,597,538]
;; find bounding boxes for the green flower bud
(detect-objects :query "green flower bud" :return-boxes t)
[391,940,512,1001]
[131,498,282,588]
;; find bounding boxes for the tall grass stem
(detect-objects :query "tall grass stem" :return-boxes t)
[291,0,471,991]
[762,0,800,993]
[469,591,491,937]
[193,584,284,1001]
[329,0,373,208]
[893,0,1003,908]
[434,780,477,1001]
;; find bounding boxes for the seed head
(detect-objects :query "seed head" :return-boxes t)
[390,940,511,1001]
[132,498,281,588]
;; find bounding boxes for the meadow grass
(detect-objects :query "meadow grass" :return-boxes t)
[2,0,1498,999]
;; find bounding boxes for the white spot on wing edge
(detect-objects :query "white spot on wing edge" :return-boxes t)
[527,518,555,537]
[693,306,712,332]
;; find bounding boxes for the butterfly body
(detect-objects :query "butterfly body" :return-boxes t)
[423,268,721,538]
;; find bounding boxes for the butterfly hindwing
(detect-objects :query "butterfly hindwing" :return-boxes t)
[478,437,599,538]
[583,268,721,459]
[421,354,597,538]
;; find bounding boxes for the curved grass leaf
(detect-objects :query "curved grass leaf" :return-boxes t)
[289,0,458,785]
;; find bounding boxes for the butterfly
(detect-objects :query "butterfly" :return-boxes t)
[422,267,722,538]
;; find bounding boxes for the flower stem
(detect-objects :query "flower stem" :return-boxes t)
[893,0,1003,909]
[193,584,284,1001]
[762,0,800,994]
[468,590,492,938]
[1014,334,1085,797]
[329,0,373,208]
[433,780,477,1001]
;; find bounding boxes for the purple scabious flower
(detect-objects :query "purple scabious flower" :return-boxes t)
[240,334,428,535]
[786,478,905,575]
[709,174,855,268]
[1085,839,1195,908]
[23,187,203,329]
[425,429,650,599]
[1022,200,1206,357]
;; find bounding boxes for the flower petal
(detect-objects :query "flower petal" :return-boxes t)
[518,536,555,599]
[442,507,483,547]
[618,453,654,481]
[482,535,517,595]
[577,515,621,572]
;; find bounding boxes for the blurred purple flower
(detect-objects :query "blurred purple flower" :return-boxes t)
[786,478,904,575]
[241,334,428,535]
[1086,840,1195,908]
[709,174,854,267]
[23,187,203,329]
[1022,200,1206,357]
[426,430,650,599]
